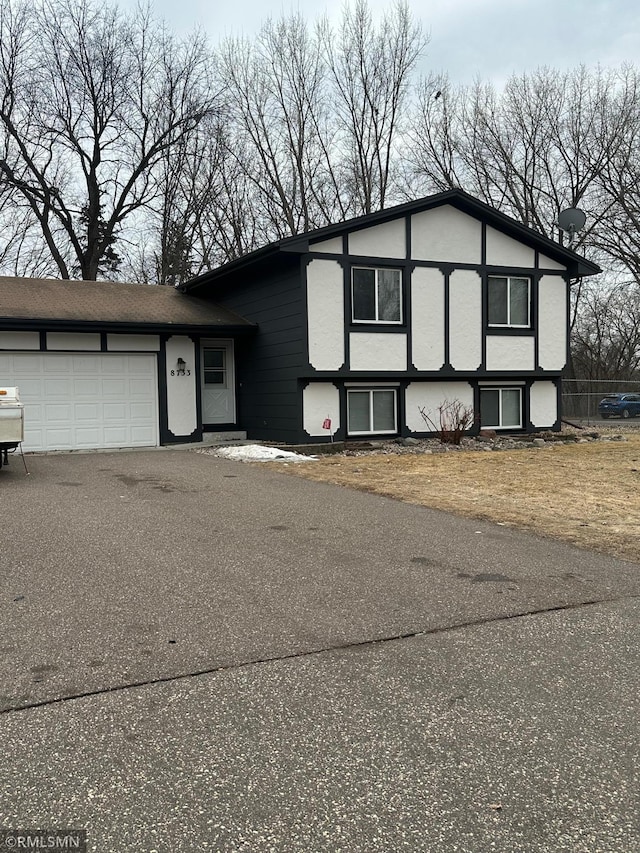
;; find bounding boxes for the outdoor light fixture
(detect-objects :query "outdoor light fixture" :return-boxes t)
[176,357,187,375]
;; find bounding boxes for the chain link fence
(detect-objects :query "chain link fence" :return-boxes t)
[562,379,640,423]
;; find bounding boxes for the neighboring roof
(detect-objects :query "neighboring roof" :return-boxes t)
[183,188,601,293]
[0,276,254,332]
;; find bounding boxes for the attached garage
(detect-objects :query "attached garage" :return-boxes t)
[0,351,159,452]
[0,276,255,452]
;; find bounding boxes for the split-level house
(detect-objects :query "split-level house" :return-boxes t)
[0,190,600,452]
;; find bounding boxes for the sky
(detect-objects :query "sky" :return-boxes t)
[123,0,640,87]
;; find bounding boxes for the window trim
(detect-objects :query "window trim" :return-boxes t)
[351,266,403,325]
[347,387,398,436]
[480,386,523,430]
[487,275,531,329]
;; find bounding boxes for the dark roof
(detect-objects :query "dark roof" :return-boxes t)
[0,276,254,332]
[183,189,601,292]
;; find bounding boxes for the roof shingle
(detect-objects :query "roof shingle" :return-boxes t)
[0,276,252,328]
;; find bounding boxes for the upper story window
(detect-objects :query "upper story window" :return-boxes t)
[352,267,402,324]
[488,276,530,328]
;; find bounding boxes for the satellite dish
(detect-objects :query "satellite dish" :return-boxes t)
[557,207,587,243]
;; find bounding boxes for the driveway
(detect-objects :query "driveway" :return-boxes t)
[1,450,639,852]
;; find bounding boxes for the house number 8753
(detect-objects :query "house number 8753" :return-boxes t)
[170,369,191,376]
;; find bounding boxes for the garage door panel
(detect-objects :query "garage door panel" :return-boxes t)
[74,378,103,397]
[103,426,130,444]
[45,403,73,422]
[24,426,44,446]
[43,356,71,373]
[74,403,100,421]
[103,403,127,420]
[129,377,155,395]
[72,355,104,372]
[45,428,74,449]
[101,378,128,396]
[17,378,44,396]
[130,425,157,443]
[2,352,159,451]
[130,402,155,420]
[44,378,73,397]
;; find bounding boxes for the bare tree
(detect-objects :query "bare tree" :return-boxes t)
[218,13,340,244]
[0,0,218,280]
[320,0,425,215]
[572,280,640,381]
[408,66,630,249]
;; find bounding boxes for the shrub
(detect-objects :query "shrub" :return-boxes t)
[418,399,476,445]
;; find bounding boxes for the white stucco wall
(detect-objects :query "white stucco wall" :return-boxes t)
[449,270,482,371]
[538,253,566,271]
[348,218,406,259]
[349,333,407,371]
[165,335,197,437]
[47,332,101,351]
[486,336,535,372]
[411,206,481,264]
[411,267,445,371]
[306,259,345,371]
[310,236,343,254]
[485,227,536,267]
[530,381,558,427]
[107,334,160,352]
[538,275,567,371]
[303,383,341,437]
[0,331,40,350]
[405,381,474,432]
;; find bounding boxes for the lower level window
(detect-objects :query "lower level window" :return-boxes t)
[347,389,397,435]
[480,387,522,429]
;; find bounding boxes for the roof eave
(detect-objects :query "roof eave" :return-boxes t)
[184,190,602,287]
[0,318,257,334]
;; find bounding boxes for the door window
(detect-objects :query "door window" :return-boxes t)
[203,348,227,387]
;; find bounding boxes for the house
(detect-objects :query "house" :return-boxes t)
[0,190,600,452]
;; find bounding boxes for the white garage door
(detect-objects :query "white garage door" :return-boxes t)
[0,352,159,451]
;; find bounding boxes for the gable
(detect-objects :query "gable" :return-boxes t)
[485,226,535,267]
[347,218,406,259]
[411,205,482,264]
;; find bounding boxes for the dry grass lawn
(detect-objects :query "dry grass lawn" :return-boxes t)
[278,435,640,564]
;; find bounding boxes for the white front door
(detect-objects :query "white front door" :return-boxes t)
[201,340,235,425]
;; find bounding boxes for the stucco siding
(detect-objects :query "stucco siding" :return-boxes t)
[449,270,482,371]
[485,227,536,267]
[538,253,566,271]
[530,381,558,427]
[411,206,481,264]
[411,267,445,371]
[538,275,567,370]
[405,381,474,432]
[486,336,535,372]
[47,332,101,351]
[0,331,40,350]
[349,333,407,371]
[165,335,197,437]
[310,236,343,254]
[348,218,406,259]
[303,383,340,437]
[107,334,160,352]
[307,259,345,371]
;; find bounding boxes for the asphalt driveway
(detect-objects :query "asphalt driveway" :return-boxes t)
[1,449,639,852]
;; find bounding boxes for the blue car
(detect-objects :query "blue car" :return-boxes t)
[598,393,640,419]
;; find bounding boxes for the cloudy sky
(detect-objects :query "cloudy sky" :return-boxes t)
[128,0,640,87]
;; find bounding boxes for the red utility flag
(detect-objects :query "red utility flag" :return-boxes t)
[322,418,332,430]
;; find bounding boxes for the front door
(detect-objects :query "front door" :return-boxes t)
[201,340,235,425]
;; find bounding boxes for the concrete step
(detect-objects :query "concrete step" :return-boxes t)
[202,431,248,444]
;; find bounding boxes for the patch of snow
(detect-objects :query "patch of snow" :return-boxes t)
[213,444,317,462]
